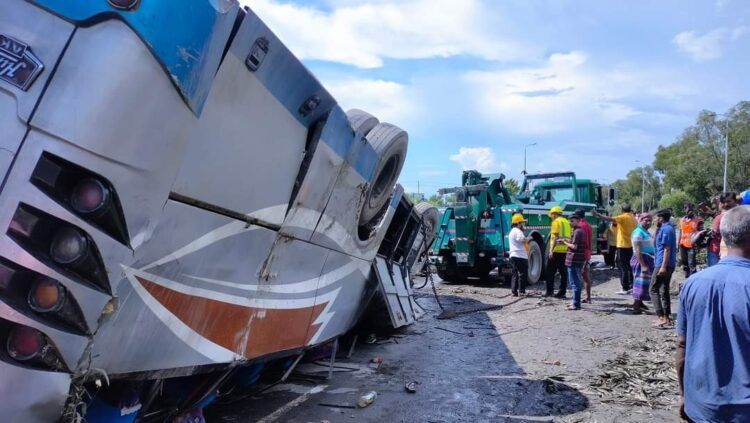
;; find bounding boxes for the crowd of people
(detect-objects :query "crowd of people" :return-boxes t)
[507,192,750,422]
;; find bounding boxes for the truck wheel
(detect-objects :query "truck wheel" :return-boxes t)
[414,202,439,241]
[346,108,379,136]
[527,240,543,284]
[409,202,440,275]
[359,123,408,226]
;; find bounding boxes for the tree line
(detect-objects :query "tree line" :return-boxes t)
[406,101,749,216]
[609,101,749,216]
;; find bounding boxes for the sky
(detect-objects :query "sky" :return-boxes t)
[241,0,750,194]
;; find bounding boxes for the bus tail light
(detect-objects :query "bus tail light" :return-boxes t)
[8,204,110,294]
[31,152,129,245]
[2,322,67,371]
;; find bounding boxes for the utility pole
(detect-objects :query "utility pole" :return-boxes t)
[723,119,729,193]
[636,160,646,212]
[707,112,730,193]
[524,142,537,175]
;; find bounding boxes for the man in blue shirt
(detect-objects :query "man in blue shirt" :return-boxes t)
[676,206,750,422]
[651,208,677,328]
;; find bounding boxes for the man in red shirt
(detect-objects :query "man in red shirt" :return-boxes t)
[707,192,738,266]
[574,209,593,303]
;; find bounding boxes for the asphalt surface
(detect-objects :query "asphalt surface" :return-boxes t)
[206,256,682,423]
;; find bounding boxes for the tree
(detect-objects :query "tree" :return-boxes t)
[504,178,521,196]
[610,166,662,212]
[654,102,750,199]
[658,190,693,217]
[427,194,446,207]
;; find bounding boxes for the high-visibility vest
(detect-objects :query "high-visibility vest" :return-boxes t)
[551,217,571,253]
[680,217,699,248]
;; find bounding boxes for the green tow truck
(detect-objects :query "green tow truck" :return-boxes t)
[429,171,611,283]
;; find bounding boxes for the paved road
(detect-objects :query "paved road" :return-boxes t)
[207,257,681,422]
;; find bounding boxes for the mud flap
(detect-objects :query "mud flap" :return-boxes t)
[373,256,424,328]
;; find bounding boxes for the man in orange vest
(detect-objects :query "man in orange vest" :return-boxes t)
[679,203,704,278]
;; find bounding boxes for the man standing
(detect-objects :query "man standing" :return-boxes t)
[509,213,529,297]
[563,214,586,310]
[676,206,750,422]
[679,203,704,278]
[707,192,737,266]
[593,205,637,294]
[574,209,593,303]
[651,209,676,327]
[545,206,571,298]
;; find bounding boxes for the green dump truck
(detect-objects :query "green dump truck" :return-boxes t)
[429,171,610,283]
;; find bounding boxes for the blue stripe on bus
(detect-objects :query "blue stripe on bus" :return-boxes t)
[29,0,239,115]
[318,107,378,181]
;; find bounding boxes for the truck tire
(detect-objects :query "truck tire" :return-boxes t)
[409,202,439,275]
[346,108,379,136]
[527,240,543,284]
[414,202,439,238]
[359,123,408,226]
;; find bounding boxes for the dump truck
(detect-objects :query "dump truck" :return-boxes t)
[0,1,435,421]
[429,171,609,284]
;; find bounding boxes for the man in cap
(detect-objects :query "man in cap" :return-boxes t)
[676,205,750,422]
[679,203,704,278]
[593,205,637,294]
[509,213,530,296]
[563,213,587,310]
[651,208,677,328]
[546,206,571,298]
[574,209,594,303]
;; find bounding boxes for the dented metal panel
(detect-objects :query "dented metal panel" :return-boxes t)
[373,256,421,328]
[28,0,239,113]
[171,10,330,225]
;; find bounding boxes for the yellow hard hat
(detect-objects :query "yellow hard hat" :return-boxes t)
[511,213,526,224]
[548,206,563,216]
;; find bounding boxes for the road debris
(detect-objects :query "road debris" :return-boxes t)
[542,359,562,366]
[434,327,474,337]
[318,403,356,409]
[589,337,678,408]
[404,382,418,393]
[357,391,377,408]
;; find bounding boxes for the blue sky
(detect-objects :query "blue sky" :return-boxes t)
[243,0,750,194]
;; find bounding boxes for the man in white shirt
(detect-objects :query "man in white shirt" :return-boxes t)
[509,213,530,296]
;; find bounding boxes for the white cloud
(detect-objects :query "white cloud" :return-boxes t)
[672,27,747,62]
[243,0,536,68]
[323,78,415,126]
[449,147,505,173]
[464,51,647,135]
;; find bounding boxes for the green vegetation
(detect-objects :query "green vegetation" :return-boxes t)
[608,101,749,216]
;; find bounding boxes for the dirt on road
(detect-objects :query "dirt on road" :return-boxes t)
[206,257,683,423]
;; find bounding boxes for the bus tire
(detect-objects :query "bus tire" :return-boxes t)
[346,108,379,136]
[359,123,408,226]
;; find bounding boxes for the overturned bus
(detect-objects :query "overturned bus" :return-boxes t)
[0,1,434,421]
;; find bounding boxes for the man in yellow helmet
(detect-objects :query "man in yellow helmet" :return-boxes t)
[546,206,571,298]
[509,213,530,296]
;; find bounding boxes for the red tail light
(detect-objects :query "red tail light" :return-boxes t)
[2,322,68,371]
[71,178,110,215]
[28,279,65,313]
[7,325,43,361]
